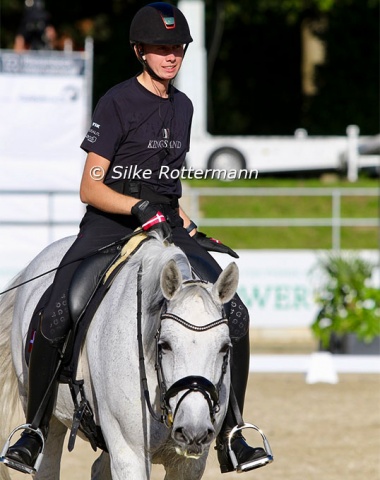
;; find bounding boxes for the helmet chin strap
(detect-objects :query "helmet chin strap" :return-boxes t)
[144,59,166,83]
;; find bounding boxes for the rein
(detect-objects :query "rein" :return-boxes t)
[0,228,144,296]
[136,266,162,423]
[136,264,230,428]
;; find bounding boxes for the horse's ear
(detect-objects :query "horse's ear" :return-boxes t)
[161,259,183,299]
[212,262,239,304]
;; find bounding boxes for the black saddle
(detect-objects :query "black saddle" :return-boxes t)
[25,247,121,377]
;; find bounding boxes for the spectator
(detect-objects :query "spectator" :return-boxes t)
[14,0,57,51]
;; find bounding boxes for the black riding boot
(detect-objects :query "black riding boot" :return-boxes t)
[4,315,63,473]
[216,330,268,473]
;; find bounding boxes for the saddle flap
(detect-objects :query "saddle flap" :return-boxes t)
[68,250,118,325]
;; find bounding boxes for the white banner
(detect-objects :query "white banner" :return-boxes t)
[0,49,91,190]
[213,250,379,329]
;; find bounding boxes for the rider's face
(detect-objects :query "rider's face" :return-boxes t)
[142,44,185,80]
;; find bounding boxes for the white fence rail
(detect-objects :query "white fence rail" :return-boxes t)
[187,187,379,250]
[0,187,378,251]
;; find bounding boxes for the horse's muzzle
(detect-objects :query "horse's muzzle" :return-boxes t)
[173,425,215,458]
[164,375,219,457]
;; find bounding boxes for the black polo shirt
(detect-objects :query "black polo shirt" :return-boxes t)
[81,76,193,197]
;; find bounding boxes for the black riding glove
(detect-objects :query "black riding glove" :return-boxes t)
[131,200,172,241]
[193,231,239,258]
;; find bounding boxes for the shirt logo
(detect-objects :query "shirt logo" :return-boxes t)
[85,134,97,143]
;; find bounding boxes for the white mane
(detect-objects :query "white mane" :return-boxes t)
[125,232,192,338]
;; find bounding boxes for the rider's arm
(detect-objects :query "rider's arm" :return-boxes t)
[80,152,139,215]
[179,206,197,236]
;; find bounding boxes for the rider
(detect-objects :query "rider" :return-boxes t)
[1,2,269,475]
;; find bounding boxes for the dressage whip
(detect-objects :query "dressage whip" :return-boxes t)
[0,228,144,296]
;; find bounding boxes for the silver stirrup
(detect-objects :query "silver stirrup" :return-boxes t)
[227,422,274,473]
[0,424,45,476]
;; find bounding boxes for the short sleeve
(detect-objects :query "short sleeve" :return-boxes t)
[80,96,124,161]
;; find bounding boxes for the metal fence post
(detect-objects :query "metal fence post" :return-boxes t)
[346,124,359,183]
[332,189,341,251]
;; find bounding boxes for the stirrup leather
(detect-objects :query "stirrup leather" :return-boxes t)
[0,424,45,475]
[227,423,274,473]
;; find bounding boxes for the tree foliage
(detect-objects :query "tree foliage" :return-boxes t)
[0,0,378,135]
[303,0,379,134]
[205,0,379,135]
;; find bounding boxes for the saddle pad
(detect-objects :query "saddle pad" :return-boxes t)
[104,231,148,283]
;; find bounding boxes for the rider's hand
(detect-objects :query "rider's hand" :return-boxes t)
[132,200,172,241]
[193,231,239,258]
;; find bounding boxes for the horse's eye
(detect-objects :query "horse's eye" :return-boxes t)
[159,341,172,352]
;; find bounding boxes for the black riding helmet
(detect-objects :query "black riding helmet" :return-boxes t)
[129,2,193,46]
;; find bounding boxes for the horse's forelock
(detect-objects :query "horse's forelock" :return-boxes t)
[171,283,224,322]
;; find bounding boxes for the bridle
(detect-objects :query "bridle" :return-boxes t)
[158,308,230,427]
[136,267,230,428]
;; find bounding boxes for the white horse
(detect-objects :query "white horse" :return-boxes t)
[0,232,239,480]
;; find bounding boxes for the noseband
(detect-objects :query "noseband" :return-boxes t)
[136,268,230,428]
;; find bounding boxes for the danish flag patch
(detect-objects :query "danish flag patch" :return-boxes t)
[142,212,166,231]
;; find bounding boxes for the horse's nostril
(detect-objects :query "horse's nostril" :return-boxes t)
[197,428,215,445]
[174,427,189,445]
[174,426,215,447]
[207,428,215,442]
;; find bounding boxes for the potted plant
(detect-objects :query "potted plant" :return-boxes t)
[311,252,380,354]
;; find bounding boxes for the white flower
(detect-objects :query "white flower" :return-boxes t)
[319,318,332,328]
[338,308,348,318]
[362,299,375,309]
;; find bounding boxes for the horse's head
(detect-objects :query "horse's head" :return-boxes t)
[158,259,239,458]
